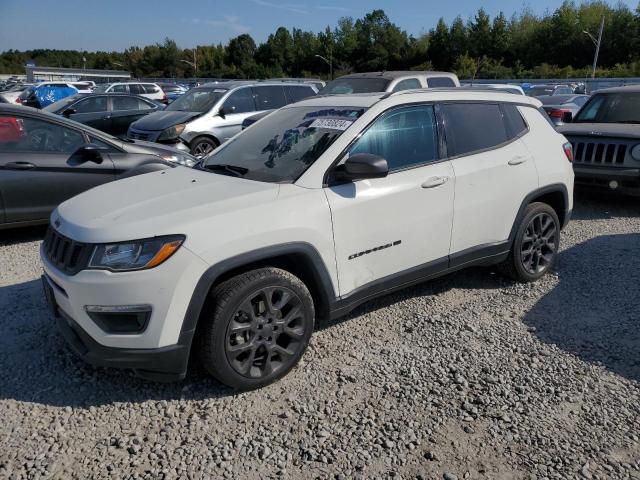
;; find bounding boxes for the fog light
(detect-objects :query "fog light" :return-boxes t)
[85,305,152,333]
[609,180,619,190]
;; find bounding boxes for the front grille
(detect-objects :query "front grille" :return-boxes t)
[43,227,93,275]
[128,130,150,141]
[569,138,629,165]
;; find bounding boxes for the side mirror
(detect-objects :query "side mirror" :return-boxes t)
[334,153,389,182]
[561,111,573,123]
[62,108,76,118]
[71,143,105,163]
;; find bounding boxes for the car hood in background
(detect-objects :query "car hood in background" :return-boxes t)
[557,123,640,139]
[130,110,201,131]
[54,166,279,246]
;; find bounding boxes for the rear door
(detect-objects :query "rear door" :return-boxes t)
[442,102,538,257]
[110,96,156,137]
[0,113,115,224]
[67,96,111,132]
[284,85,316,104]
[217,87,257,141]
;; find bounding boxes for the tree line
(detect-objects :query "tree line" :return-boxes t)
[1,1,639,80]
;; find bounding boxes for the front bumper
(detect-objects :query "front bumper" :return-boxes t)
[574,164,640,195]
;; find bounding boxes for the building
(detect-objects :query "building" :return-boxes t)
[25,66,131,84]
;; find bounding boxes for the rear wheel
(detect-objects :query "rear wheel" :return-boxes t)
[499,202,560,282]
[190,137,218,158]
[198,268,315,390]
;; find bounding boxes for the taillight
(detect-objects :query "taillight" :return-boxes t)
[15,97,22,104]
[563,142,573,163]
[549,108,570,119]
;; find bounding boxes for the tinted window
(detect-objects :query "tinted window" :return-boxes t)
[74,96,108,113]
[253,86,287,110]
[143,84,161,94]
[223,88,256,114]
[350,105,439,171]
[112,96,147,111]
[392,78,421,92]
[502,104,528,138]
[128,84,144,94]
[442,103,508,157]
[0,115,85,154]
[167,88,227,113]
[111,84,127,93]
[574,96,588,107]
[284,85,315,103]
[319,78,390,94]
[574,92,640,124]
[427,77,456,88]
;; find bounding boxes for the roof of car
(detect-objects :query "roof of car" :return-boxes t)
[290,88,541,109]
[196,80,315,90]
[592,85,640,94]
[537,94,586,104]
[336,71,456,80]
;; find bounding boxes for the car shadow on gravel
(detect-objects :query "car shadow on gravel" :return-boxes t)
[524,233,640,383]
[573,189,640,221]
[0,225,47,246]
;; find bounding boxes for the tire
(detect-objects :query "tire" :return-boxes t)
[499,202,560,282]
[190,137,218,158]
[198,268,315,390]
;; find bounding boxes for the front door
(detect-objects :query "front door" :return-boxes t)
[68,95,111,132]
[217,87,258,141]
[0,114,115,224]
[324,104,455,297]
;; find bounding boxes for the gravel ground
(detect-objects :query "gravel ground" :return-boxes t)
[0,191,639,480]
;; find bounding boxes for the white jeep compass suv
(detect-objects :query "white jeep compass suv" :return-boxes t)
[41,89,574,389]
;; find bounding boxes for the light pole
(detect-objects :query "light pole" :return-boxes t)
[181,49,197,77]
[583,16,605,80]
[315,54,333,80]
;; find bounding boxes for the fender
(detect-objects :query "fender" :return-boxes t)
[179,242,337,338]
[508,183,570,246]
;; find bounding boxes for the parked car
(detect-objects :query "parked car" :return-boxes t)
[538,94,590,126]
[44,93,162,137]
[462,83,525,95]
[18,83,79,108]
[319,71,460,95]
[157,83,188,104]
[93,82,166,103]
[267,78,326,91]
[0,84,34,104]
[526,84,574,97]
[41,89,573,388]
[558,86,640,195]
[0,104,197,229]
[128,81,317,157]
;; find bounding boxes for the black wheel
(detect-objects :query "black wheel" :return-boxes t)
[198,268,315,390]
[499,202,560,282]
[190,137,218,158]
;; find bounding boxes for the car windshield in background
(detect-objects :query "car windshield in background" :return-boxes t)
[93,84,109,93]
[574,93,640,124]
[538,95,576,105]
[320,78,390,94]
[166,88,227,112]
[200,106,367,183]
[527,86,553,97]
[43,95,81,112]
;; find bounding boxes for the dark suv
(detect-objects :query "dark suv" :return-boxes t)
[558,86,640,195]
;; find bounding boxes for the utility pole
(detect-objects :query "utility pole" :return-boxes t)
[583,16,605,79]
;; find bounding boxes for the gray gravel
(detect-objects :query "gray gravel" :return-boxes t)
[1,191,639,480]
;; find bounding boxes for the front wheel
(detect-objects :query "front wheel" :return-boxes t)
[198,268,315,390]
[499,202,560,282]
[190,137,218,158]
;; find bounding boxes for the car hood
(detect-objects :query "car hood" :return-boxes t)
[54,166,279,246]
[558,123,640,139]
[130,110,201,131]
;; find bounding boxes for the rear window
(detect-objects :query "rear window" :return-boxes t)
[427,77,456,88]
[319,78,390,94]
[143,84,161,94]
[442,103,509,157]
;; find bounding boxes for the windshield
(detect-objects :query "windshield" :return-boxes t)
[527,86,553,97]
[93,84,110,93]
[200,106,367,182]
[574,92,640,124]
[44,95,81,112]
[320,78,390,94]
[167,88,227,112]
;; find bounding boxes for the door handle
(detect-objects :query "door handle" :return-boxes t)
[421,176,449,188]
[5,161,35,170]
[508,155,529,166]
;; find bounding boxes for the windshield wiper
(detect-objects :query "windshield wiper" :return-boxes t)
[200,163,249,177]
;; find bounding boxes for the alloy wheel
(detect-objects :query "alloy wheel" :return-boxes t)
[520,212,557,274]
[225,286,307,379]
[192,142,214,158]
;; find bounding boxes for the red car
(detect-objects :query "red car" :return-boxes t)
[0,116,25,144]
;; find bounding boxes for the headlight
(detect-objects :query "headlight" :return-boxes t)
[158,152,197,167]
[89,235,185,272]
[158,123,186,141]
[631,144,640,161]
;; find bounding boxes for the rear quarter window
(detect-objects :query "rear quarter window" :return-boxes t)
[442,103,509,157]
[502,104,528,138]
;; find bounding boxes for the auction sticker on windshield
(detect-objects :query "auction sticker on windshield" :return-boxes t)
[309,118,353,130]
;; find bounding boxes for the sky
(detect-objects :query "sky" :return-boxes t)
[0,0,637,52]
